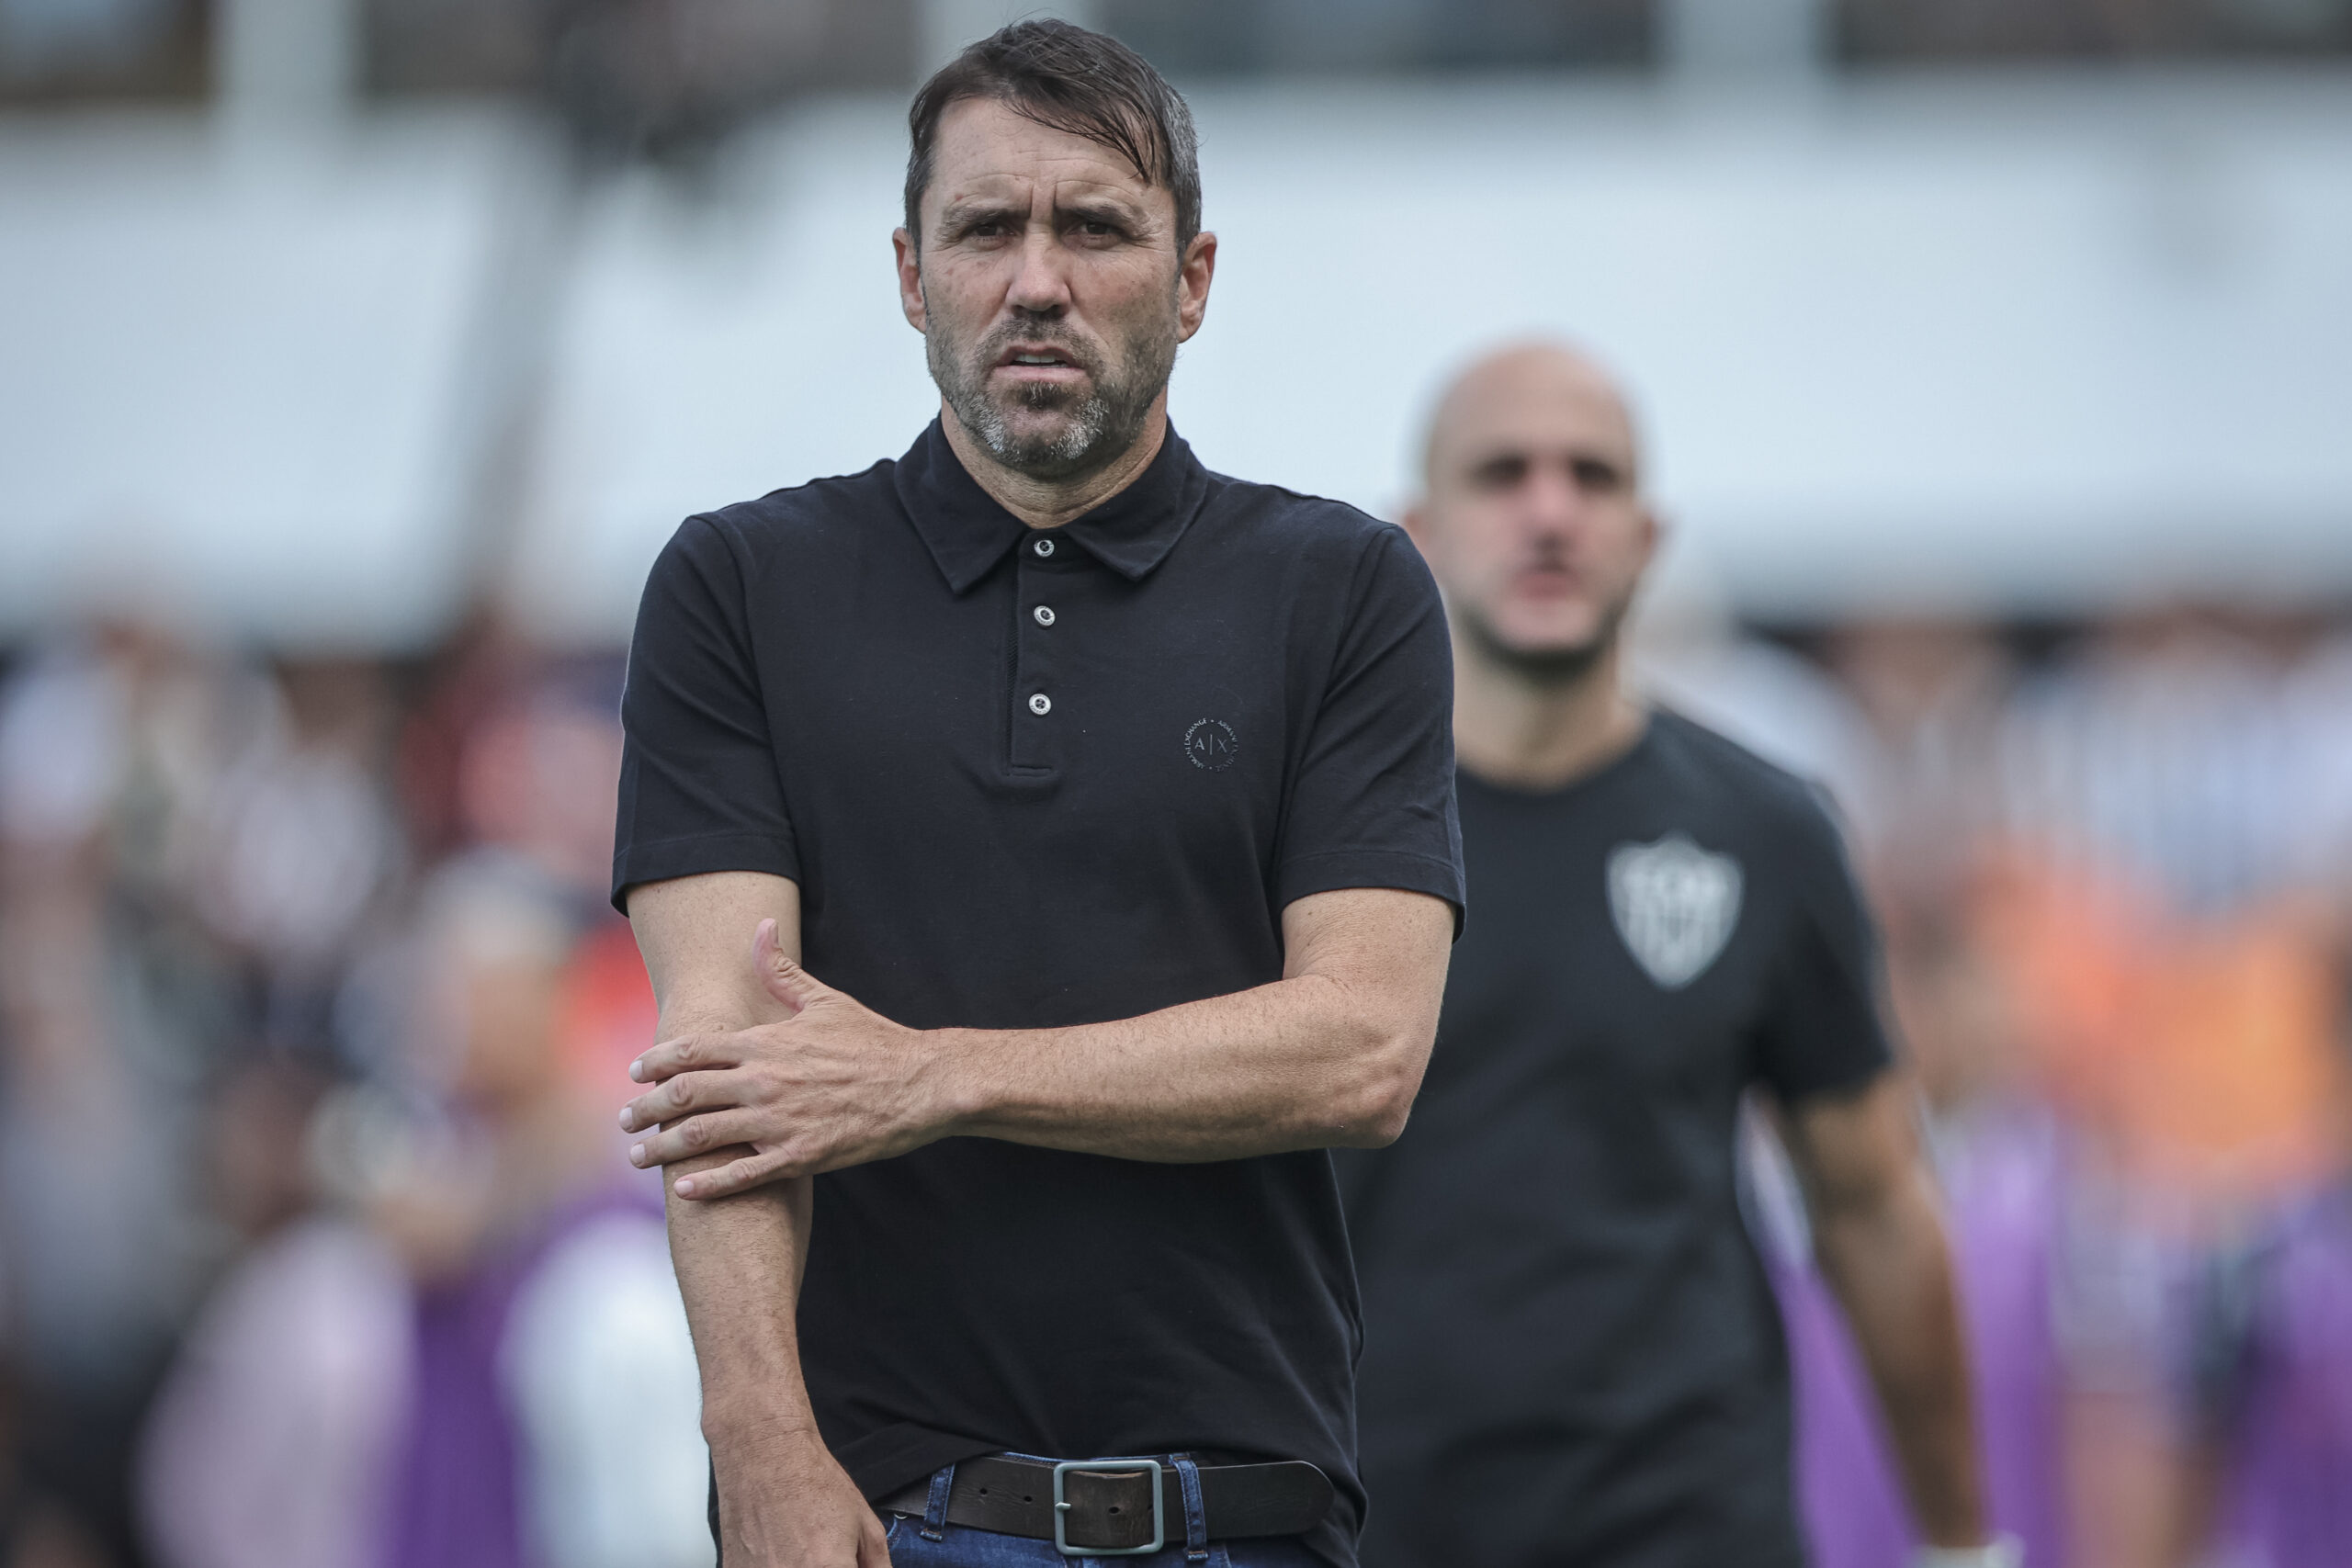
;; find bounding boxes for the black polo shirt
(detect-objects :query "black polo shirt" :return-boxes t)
[612,419,1464,1568]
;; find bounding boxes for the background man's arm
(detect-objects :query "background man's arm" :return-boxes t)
[1778,1074,1992,1553]
[621,885,1454,1197]
[629,871,888,1568]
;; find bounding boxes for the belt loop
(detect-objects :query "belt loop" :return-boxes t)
[1171,1453,1210,1562]
[920,1461,956,1541]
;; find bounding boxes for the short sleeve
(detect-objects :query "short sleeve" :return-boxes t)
[1272,525,1465,930]
[1749,786,1894,1100]
[610,515,798,913]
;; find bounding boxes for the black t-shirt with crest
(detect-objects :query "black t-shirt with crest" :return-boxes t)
[1337,711,1893,1568]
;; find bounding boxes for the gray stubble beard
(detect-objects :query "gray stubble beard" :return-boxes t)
[924,285,1180,482]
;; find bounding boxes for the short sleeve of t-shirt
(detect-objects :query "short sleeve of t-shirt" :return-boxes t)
[611,514,798,911]
[1272,523,1465,928]
[1748,785,1894,1100]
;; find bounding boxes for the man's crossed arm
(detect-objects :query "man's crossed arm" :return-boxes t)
[628,869,1451,1568]
[623,870,1454,1200]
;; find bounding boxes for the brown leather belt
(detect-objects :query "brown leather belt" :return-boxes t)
[875,1454,1334,1554]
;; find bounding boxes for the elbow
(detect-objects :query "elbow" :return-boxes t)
[1327,1024,1431,1149]
[1348,1091,1415,1149]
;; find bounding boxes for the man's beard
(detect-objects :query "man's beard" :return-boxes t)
[1458,592,1632,688]
[927,297,1179,481]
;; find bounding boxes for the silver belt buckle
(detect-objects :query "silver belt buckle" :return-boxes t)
[1050,1457,1166,1556]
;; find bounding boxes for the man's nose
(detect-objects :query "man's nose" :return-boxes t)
[1521,467,1584,534]
[1005,228,1071,315]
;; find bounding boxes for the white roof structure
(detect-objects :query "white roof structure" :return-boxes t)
[0,107,559,648]
[6,72,2351,647]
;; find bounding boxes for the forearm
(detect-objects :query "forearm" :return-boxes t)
[933,969,1426,1161]
[1814,1175,1988,1549]
[645,908,820,1440]
[668,1156,814,1438]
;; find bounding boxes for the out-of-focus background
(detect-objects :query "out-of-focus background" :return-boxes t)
[3,2,2350,1565]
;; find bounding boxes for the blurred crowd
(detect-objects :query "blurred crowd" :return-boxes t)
[1643,604,2352,1568]
[0,601,2344,1568]
[0,619,711,1568]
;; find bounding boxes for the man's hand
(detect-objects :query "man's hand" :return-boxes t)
[621,919,950,1200]
[712,1417,893,1568]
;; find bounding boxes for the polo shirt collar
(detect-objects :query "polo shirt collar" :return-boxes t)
[894,416,1210,595]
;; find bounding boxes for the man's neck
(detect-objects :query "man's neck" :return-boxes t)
[1451,633,1648,793]
[939,397,1170,530]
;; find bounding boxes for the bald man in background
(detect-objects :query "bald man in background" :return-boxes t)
[1337,344,2008,1568]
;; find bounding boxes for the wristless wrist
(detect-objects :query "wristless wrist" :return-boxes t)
[1914,1535,2023,1568]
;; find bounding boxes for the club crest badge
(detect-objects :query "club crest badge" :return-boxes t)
[1607,833,1743,990]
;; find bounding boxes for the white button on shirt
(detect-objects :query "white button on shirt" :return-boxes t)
[1034,537,1056,558]
[1028,693,1052,716]
[1034,605,1056,626]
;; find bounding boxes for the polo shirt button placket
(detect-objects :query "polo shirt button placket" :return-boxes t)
[1011,533,1065,773]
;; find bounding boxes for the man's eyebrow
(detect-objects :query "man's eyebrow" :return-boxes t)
[1057,194,1149,223]
[935,195,1025,225]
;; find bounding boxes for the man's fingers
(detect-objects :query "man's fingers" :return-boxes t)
[672,1147,794,1201]
[752,917,833,1015]
[626,1108,767,1169]
[617,1068,734,1134]
[628,1029,741,1085]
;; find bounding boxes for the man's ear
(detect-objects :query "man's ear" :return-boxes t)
[893,227,927,333]
[1177,231,1217,343]
[1635,505,1666,575]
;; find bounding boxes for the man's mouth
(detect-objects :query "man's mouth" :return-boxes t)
[995,344,1085,373]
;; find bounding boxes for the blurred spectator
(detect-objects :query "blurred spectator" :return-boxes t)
[0,624,262,1568]
[2172,1110,2352,1568]
[136,1056,410,1568]
[1821,620,2016,914]
[198,658,406,1048]
[368,861,705,1568]
[1997,609,2313,919]
[1756,914,2070,1568]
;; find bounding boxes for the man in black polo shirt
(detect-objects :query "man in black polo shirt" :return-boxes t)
[607,23,1461,1568]
[1339,343,2007,1568]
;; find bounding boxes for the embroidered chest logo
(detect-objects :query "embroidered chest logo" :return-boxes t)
[1607,833,1743,989]
[1183,717,1239,772]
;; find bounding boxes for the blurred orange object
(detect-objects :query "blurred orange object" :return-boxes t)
[557,918,660,1097]
[1972,844,2346,1205]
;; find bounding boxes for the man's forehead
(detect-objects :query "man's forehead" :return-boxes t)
[936,169,1151,210]
[928,97,1160,206]
[1434,372,1638,473]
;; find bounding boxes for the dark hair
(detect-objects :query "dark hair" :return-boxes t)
[903,19,1201,251]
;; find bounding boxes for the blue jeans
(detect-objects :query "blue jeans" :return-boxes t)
[880,1459,1328,1568]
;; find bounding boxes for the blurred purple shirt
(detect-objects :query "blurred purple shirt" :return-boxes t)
[1774,1108,2068,1568]
[2210,1186,2352,1568]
